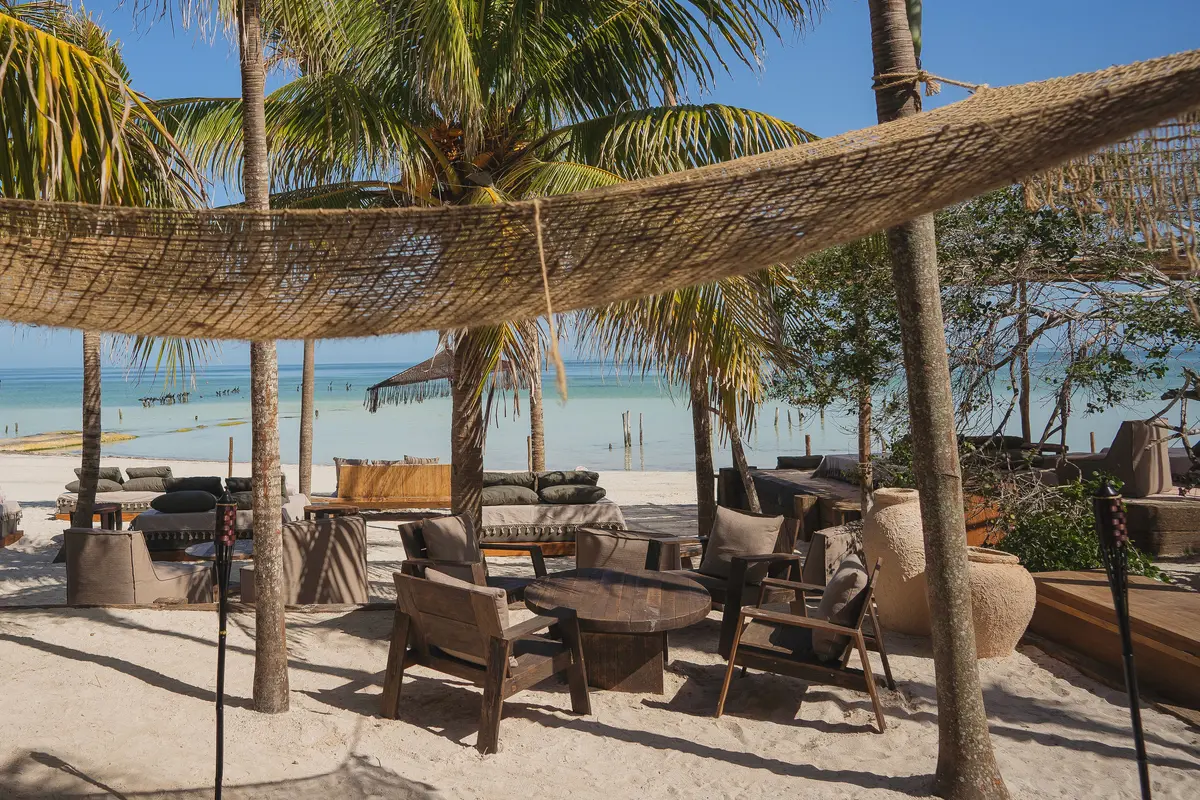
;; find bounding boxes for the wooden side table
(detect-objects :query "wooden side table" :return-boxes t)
[304,504,359,521]
[93,502,122,530]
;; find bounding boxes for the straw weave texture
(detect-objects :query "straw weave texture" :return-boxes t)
[1,49,1199,340]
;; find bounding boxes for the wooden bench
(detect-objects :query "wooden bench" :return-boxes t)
[319,463,452,511]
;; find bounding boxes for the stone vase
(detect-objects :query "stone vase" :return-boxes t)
[862,488,931,636]
[966,547,1037,658]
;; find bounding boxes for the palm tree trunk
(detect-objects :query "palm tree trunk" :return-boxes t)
[690,373,716,535]
[299,339,315,496]
[858,378,873,513]
[239,0,288,715]
[727,415,761,514]
[451,333,486,531]
[72,331,102,528]
[868,1,1007,797]
[529,348,546,472]
[1016,281,1032,443]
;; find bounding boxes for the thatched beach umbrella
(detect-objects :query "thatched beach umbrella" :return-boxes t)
[365,347,525,413]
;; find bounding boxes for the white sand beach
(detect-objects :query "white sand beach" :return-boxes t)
[2,453,1199,798]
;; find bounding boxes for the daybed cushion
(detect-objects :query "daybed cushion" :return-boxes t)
[423,514,480,562]
[152,491,217,514]
[226,477,253,493]
[404,455,440,465]
[129,493,310,539]
[538,485,606,505]
[56,490,162,516]
[482,485,540,506]
[231,491,254,510]
[698,506,783,582]
[165,476,224,496]
[537,470,599,488]
[810,555,870,661]
[123,476,167,493]
[425,569,513,666]
[65,479,124,493]
[126,466,173,479]
[481,498,626,543]
[483,471,537,490]
[75,467,124,484]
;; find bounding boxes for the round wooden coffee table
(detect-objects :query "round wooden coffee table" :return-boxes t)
[524,568,711,693]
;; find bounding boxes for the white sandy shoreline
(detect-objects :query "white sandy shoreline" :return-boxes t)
[1,453,1199,797]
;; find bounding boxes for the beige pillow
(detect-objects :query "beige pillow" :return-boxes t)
[698,506,783,582]
[810,555,870,662]
[425,569,512,666]
[423,514,480,563]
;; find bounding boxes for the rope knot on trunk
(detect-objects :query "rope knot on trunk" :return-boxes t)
[872,70,987,97]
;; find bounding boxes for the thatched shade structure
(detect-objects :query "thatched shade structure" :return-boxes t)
[365,348,523,412]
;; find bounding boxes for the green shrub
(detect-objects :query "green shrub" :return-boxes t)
[994,478,1163,580]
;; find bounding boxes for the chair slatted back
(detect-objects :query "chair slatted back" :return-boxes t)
[394,573,503,664]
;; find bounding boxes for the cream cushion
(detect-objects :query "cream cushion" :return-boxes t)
[810,555,870,661]
[698,506,783,582]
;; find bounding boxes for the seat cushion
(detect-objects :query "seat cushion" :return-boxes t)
[810,555,870,662]
[165,476,224,496]
[123,476,167,493]
[537,470,599,488]
[482,485,540,506]
[425,568,511,666]
[65,479,125,493]
[151,490,218,514]
[225,477,253,493]
[75,466,124,484]
[126,466,173,480]
[423,514,480,562]
[538,485,606,505]
[698,506,784,582]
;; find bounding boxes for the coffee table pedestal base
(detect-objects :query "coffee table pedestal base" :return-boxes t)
[581,631,667,693]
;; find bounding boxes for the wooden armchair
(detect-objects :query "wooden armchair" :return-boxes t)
[716,557,895,732]
[398,516,547,601]
[381,572,590,754]
[634,507,802,658]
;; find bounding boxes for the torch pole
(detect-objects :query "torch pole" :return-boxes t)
[213,492,237,800]
[1092,481,1152,800]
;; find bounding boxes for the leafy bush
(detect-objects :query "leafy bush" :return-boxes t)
[994,478,1163,580]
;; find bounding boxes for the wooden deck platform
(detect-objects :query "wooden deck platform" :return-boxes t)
[1030,570,1200,714]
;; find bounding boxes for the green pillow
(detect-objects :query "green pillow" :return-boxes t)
[537,470,599,488]
[150,490,217,513]
[538,485,606,505]
[482,471,536,490]
[482,485,540,506]
[126,466,173,479]
[122,476,166,492]
[75,467,123,484]
[165,476,223,496]
[65,479,124,493]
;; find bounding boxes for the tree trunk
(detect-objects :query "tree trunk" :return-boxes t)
[451,333,486,532]
[728,416,761,514]
[299,339,315,496]
[690,373,716,536]
[72,331,102,528]
[527,324,546,472]
[239,0,288,714]
[867,1,1008,797]
[1016,281,1032,444]
[858,377,873,513]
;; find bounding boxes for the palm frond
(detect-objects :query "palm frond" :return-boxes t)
[119,336,221,388]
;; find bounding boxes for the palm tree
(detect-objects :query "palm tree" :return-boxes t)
[580,273,793,533]
[0,1,200,526]
[160,0,819,525]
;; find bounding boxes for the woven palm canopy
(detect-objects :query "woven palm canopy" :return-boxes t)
[0,50,1198,340]
[364,348,521,410]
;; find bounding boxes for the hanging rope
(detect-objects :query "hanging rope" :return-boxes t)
[873,70,988,97]
[532,199,568,402]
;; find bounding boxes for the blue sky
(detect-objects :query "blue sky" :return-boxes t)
[2,0,1197,369]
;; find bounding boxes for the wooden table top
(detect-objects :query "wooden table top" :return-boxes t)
[524,569,711,634]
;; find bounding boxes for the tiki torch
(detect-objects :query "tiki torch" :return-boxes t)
[213,490,237,800]
[1093,481,1152,800]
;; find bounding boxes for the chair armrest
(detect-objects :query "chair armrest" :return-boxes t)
[759,577,826,594]
[618,530,704,545]
[483,542,548,577]
[732,552,800,565]
[740,607,858,636]
[401,558,488,584]
[499,612,571,642]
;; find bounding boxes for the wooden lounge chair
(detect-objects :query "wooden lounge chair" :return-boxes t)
[715,557,895,732]
[633,507,802,658]
[398,514,547,601]
[381,572,590,753]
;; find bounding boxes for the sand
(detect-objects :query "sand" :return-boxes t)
[2,453,1199,798]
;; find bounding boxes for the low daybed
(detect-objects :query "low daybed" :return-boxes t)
[478,470,625,554]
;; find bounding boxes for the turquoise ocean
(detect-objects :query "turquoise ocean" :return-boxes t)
[0,357,1192,472]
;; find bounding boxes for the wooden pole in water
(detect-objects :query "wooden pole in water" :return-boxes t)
[787,410,792,431]
[639,413,644,447]
[1090,431,1097,453]
[228,437,234,478]
[774,408,779,429]
[805,435,812,457]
